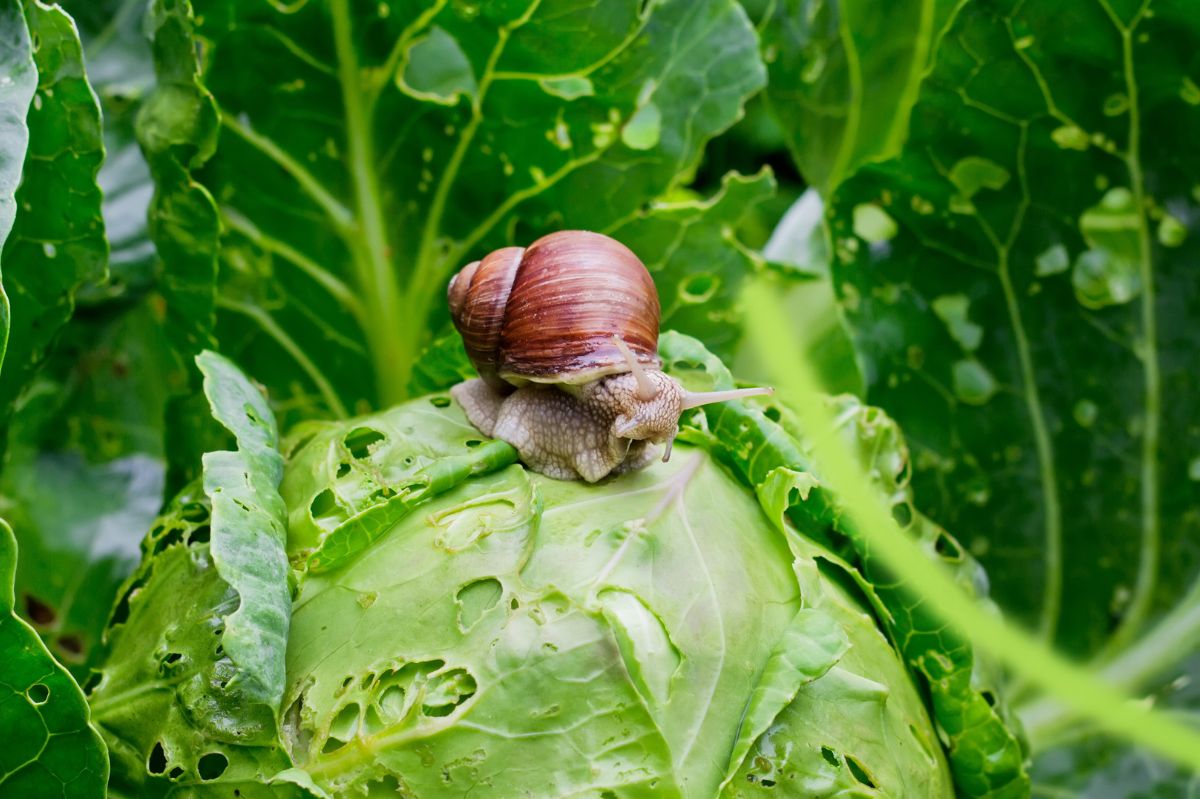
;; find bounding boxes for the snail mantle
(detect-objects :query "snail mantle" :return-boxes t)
[447,230,771,482]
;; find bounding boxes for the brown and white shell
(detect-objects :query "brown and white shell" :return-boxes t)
[447,230,662,391]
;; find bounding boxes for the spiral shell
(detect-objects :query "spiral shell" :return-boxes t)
[448,230,661,390]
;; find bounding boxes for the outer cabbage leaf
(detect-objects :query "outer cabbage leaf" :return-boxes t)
[88,485,298,798]
[722,540,953,796]
[761,0,961,193]
[89,351,294,796]
[195,350,291,709]
[0,0,35,380]
[660,331,1030,798]
[827,0,1200,664]
[280,393,517,573]
[0,0,106,431]
[140,0,768,422]
[0,518,108,797]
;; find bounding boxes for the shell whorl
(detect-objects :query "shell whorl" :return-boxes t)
[448,246,524,391]
[448,231,661,389]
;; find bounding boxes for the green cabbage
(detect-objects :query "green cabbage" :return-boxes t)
[88,338,1026,797]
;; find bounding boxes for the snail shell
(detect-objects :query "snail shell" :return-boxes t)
[447,230,661,392]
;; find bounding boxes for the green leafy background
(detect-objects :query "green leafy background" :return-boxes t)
[0,0,1196,796]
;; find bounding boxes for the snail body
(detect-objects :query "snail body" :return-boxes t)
[448,230,770,482]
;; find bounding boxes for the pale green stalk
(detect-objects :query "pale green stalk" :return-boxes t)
[741,279,1200,771]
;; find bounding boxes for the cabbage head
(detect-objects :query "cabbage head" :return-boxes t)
[88,338,1027,798]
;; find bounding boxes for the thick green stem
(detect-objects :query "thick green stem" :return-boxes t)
[331,0,410,406]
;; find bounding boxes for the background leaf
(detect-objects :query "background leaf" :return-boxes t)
[761,0,961,193]
[0,0,106,431]
[1031,652,1200,797]
[62,0,157,301]
[0,518,108,797]
[0,1,184,677]
[828,0,1200,667]
[140,0,769,425]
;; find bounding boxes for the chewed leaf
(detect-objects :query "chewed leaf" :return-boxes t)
[281,396,518,571]
[721,607,850,790]
[197,350,290,708]
[0,518,108,797]
[88,486,294,794]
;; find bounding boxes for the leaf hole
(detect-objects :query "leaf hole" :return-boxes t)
[57,634,85,660]
[430,396,451,408]
[180,502,210,523]
[344,427,386,459]
[421,668,476,717]
[820,746,839,767]
[153,527,185,554]
[845,756,877,788]
[198,752,229,780]
[464,439,482,448]
[109,577,146,627]
[24,594,56,626]
[147,742,167,775]
[26,683,49,704]
[310,488,339,519]
[934,531,963,561]
[328,702,361,743]
[680,273,718,303]
[167,766,185,781]
[981,690,996,707]
[891,502,913,527]
[336,462,352,478]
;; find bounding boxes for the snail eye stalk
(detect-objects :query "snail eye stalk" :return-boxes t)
[612,335,658,401]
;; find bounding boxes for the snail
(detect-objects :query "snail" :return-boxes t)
[447,230,772,482]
